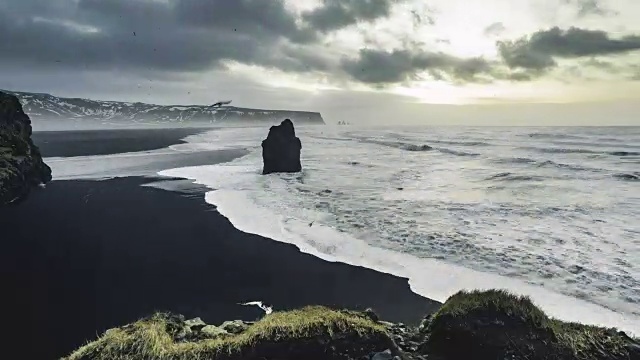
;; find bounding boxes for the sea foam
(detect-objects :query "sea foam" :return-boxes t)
[159,127,640,335]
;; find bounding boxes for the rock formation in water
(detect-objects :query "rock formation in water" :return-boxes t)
[64,290,640,360]
[261,119,302,175]
[0,91,52,205]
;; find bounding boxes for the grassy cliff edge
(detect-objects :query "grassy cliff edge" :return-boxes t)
[65,290,639,360]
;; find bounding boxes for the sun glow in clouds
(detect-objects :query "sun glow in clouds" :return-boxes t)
[225,62,342,93]
[277,0,640,105]
[32,17,101,34]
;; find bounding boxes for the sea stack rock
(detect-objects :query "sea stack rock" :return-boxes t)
[0,91,52,205]
[261,119,302,175]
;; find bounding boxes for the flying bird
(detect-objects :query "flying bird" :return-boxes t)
[238,301,273,315]
[210,100,232,108]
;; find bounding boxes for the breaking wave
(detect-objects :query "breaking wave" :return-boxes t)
[485,172,546,182]
[437,148,480,157]
[401,144,434,152]
[420,139,491,147]
[493,157,538,165]
[527,132,586,140]
[361,140,434,152]
[609,151,640,157]
[613,173,640,181]
[535,160,594,172]
[493,157,594,172]
[523,147,640,157]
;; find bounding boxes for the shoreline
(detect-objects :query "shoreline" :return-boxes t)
[35,127,251,181]
[160,156,640,336]
[33,127,216,157]
[1,176,439,359]
[8,126,637,358]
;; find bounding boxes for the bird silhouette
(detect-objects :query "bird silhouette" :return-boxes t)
[210,100,232,108]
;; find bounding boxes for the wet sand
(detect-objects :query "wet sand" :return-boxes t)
[33,127,213,157]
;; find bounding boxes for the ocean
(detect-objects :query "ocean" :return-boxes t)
[160,125,640,334]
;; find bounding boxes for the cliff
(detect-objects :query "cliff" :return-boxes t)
[0,91,52,205]
[3,90,326,126]
[64,290,639,360]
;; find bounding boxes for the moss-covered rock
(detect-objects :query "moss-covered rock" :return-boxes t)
[0,91,51,205]
[61,291,640,360]
[419,289,639,360]
[64,306,396,360]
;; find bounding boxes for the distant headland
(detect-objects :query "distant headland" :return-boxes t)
[2,89,325,126]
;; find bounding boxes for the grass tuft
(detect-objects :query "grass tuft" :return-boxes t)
[64,306,392,360]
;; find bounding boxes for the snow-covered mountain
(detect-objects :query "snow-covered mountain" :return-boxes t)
[4,90,325,126]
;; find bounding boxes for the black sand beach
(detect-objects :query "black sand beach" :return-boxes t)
[33,127,213,157]
[39,128,250,180]
[2,129,439,359]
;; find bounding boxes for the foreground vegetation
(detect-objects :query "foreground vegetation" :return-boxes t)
[65,306,394,360]
[423,289,637,360]
[65,289,639,360]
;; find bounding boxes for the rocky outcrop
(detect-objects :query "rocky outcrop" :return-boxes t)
[261,119,302,175]
[419,290,640,360]
[0,91,52,205]
[64,290,640,360]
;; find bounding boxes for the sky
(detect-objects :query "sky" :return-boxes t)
[1,0,639,125]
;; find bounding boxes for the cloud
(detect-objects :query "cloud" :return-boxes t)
[561,0,616,17]
[630,65,640,81]
[3,0,638,93]
[0,0,316,73]
[410,9,435,27]
[173,0,316,43]
[498,27,640,71]
[0,0,383,73]
[340,49,492,84]
[484,22,506,37]
[582,58,617,70]
[302,0,400,32]
[0,0,494,87]
[0,0,412,80]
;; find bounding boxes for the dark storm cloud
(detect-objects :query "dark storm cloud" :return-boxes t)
[340,49,492,84]
[338,25,640,85]
[78,0,174,25]
[0,0,348,74]
[302,0,399,32]
[0,0,420,79]
[0,5,260,72]
[173,0,316,43]
[498,27,640,71]
[6,0,638,89]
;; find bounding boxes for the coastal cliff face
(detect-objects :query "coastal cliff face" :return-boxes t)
[4,90,326,126]
[0,91,52,205]
[65,290,640,360]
